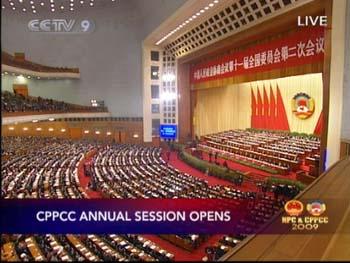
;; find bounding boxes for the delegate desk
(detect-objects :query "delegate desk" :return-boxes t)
[1,242,19,262]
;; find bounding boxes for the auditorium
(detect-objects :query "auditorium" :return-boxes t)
[1,0,350,262]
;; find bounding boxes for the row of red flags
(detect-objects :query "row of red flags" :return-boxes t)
[251,85,323,135]
[251,85,290,131]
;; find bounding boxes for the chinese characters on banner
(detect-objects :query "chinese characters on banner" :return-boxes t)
[190,27,325,84]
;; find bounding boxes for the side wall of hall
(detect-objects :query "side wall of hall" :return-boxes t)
[1,0,186,117]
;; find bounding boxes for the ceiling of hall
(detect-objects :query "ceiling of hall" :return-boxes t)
[149,0,308,58]
[1,0,119,14]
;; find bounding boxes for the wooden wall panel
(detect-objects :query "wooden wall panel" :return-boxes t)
[177,63,191,142]
[70,128,82,140]
[2,120,143,144]
[120,131,126,143]
[340,141,350,159]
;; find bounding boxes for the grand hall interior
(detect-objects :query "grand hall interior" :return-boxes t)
[1,0,350,261]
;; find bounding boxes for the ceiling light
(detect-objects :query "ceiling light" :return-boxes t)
[80,0,84,3]
[200,9,205,13]
[32,10,36,13]
[8,127,15,131]
[48,128,54,132]
[50,0,54,3]
[32,119,38,123]
[48,117,55,121]
[27,76,31,79]
[17,75,26,82]
[61,128,66,132]
[106,132,112,136]
[40,2,44,6]
[60,5,64,9]
[2,6,5,9]
[70,3,74,6]
[70,7,74,11]
[84,130,89,134]
[10,2,14,6]
[12,7,16,10]
[162,73,176,82]
[31,5,35,9]
[192,15,197,19]
[89,2,93,6]
[51,4,55,7]
[209,3,214,7]
[37,76,40,79]
[196,12,200,16]
[214,0,219,3]
[30,1,34,4]
[19,0,23,2]
[70,0,74,2]
[133,134,139,138]
[36,127,42,131]
[23,127,28,131]
[51,8,55,12]
[95,131,100,134]
[22,8,26,12]
[4,72,8,75]
[160,91,177,101]
[205,6,209,10]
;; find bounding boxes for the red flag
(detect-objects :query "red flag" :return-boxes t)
[263,86,269,130]
[276,85,290,131]
[251,87,257,128]
[314,111,323,136]
[269,85,276,130]
[256,87,263,129]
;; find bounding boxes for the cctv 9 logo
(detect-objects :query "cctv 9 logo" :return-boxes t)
[28,19,95,33]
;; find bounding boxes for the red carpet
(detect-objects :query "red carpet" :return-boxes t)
[77,150,103,199]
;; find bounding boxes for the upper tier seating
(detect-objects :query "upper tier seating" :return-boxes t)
[2,51,79,74]
[1,91,107,114]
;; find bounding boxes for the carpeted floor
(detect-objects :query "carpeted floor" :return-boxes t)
[77,150,103,199]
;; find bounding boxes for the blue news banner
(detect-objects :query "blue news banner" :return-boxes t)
[0,199,250,234]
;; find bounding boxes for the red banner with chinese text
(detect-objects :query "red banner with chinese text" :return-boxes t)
[190,27,325,84]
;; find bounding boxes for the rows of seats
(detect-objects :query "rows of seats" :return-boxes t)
[204,195,285,261]
[1,138,176,261]
[2,138,92,199]
[199,129,320,174]
[1,91,107,113]
[1,136,290,261]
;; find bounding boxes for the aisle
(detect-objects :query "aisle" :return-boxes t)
[77,150,103,199]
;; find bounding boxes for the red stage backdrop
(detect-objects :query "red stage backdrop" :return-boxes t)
[190,27,325,84]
